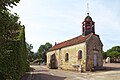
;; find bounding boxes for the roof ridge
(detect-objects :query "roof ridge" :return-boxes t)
[49,34,92,51]
[56,35,82,45]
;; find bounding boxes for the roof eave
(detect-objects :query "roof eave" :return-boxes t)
[48,41,86,52]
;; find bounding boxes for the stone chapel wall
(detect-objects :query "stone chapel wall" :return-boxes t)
[86,35,103,70]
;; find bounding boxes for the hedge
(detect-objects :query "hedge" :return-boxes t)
[0,27,29,80]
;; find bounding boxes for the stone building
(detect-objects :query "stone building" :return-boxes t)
[47,13,103,72]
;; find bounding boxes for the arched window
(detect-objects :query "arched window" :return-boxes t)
[78,50,82,60]
[65,53,69,61]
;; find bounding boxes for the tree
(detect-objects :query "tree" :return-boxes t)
[107,51,120,58]
[102,51,107,59]
[0,0,20,11]
[0,0,29,79]
[26,43,36,62]
[37,42,52,63]
[104,46,120,58]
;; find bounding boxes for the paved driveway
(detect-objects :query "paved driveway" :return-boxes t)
[21,63,120,80]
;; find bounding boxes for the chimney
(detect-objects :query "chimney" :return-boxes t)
[55,42,57,45]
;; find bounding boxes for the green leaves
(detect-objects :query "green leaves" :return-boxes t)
[0,27,28,80]
[37,42,52,63]
[0,0,29,79]
[0,11,20,41]
[0,0,20,11]
[103,46,120,58]
[26,43,35,62]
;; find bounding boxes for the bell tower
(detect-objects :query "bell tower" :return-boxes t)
[82,13,95,36]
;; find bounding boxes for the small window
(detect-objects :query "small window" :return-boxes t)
[78,50,82,60]
[65,53,69,61]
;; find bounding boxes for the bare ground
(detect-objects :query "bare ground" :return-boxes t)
[21,63,120,80]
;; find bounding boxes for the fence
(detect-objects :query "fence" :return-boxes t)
[110,58,120,63]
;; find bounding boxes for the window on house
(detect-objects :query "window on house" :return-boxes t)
[78,50,82,60]
[65,53,69,61]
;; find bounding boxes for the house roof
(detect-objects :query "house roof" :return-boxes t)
[49,33,92,51]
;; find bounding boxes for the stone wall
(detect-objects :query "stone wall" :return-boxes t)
[47,42,86,71]
[47,34,103,71]
[86,35,103,70]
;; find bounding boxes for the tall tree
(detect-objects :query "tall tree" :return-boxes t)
[26,43,35,62]
[37,42,52,63]
[0,0,29,79]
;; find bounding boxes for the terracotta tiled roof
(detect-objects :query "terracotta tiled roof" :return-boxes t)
[49,33,92,51]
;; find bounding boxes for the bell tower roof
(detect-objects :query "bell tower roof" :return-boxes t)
[82,13,95,36]
[84,13,92,21]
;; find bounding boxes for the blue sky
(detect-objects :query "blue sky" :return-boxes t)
[11,0,120,52]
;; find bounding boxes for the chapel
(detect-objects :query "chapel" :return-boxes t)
[47,13,103,72]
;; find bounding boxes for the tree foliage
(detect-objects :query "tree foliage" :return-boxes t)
[102,51,107,59]
[0,0,20,11]
[37,42,52,63]
[103,46,120,58]
[0,0,29,80]
[26,43,36,62]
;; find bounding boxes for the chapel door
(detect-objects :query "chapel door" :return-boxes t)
[50,54,57,69]
[93,54,97,67]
